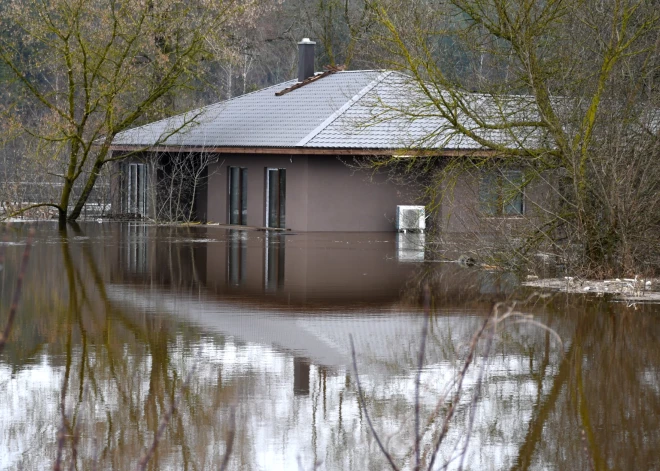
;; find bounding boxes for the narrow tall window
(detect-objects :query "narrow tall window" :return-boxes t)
[479,169,524,216]
[228,167,248,225]
[127,163,148,216]
[265,168,286,228]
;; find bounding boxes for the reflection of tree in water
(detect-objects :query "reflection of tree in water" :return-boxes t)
[516,300,660,470]
[398,262,520,310]
[356,268,660,470]
[0,226,236,469]
[1,225,659,469]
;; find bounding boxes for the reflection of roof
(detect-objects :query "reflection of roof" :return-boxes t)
[106,284,484,369]
[112,70,544,151]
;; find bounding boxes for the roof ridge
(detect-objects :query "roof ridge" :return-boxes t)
[339,69,387,74]
[296,71,393,147]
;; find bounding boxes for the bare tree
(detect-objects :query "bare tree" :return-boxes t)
[364,0,660,275]
[0,0,251,226]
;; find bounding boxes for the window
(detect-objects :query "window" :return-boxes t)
[228,167,248,225]
[126,162,148,216]
[265,168,286,228]
[479,169,524,216]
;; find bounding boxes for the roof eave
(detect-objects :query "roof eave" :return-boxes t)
[109,144,498,157]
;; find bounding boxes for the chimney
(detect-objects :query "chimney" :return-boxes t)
[297,38,316,82]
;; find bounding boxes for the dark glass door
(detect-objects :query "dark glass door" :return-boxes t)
[127,162,147,216]
[228,167,247,225]
[265,168,286,228]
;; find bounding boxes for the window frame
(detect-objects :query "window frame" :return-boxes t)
[479,168,524,217]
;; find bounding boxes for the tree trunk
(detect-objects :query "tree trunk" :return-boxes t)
[68,159,105,221]
[58,207,68,230]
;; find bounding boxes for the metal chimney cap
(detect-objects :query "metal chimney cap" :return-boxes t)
[298,38,316,44]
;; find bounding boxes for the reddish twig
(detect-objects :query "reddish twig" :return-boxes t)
[456,312,496,471]
[90,438,100,471]
[0,229,7,266]
[68,422,81,471]
[580,428,596,471]
[53,415,67,471]
[426,305,495,470]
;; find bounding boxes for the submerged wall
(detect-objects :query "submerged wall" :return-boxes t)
[111,151,556,235]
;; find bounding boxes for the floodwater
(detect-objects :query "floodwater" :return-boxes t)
[0,223,658,470]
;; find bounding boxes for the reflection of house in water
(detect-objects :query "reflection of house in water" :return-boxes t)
[109,225,518,306]
[206,230,419,305]
[227,230,247,287]
[110,224,206,288]
[107,225,520,373]
[226,229,295,294]
[263,232,285,292]
[396,232,425,262]
[124,223,148,274]
[293,357,310,396]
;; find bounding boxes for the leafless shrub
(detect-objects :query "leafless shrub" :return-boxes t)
[351,286,559,470]
[150,151,219,223]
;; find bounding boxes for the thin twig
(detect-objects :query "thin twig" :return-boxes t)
[414,285,431,471]
[426,306,494,471]
[0,227,34,354]
[511,318,563,350]
[580,428,596,471]
[350,335,400,471]
[68,422,81,471]
[90,438,100,471]
[0,228,8,266]
[456,313,496,471]
[137,369,194,471]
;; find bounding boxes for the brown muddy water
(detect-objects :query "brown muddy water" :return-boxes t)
[0,223,658,470]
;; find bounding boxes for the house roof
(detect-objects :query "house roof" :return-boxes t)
[111,70,543,153]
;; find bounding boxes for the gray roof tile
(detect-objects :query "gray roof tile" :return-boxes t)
[113,71,382,148]
[112,70,544,151]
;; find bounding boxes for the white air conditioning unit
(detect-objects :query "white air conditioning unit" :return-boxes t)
[396,205,425,232]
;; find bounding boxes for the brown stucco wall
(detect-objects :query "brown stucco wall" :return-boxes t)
[305,157,419,232]
[206,154,310,229]
[114,151,556,235]
[205,154,420,232]
[435,169,555,236]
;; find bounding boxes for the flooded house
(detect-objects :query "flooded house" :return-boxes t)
[110,39,549,233]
